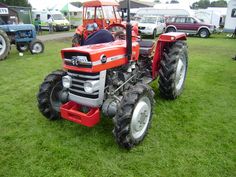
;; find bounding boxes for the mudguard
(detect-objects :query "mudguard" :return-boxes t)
[152,32,187,78]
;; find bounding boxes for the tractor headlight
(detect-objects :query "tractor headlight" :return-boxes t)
[62,75,72,88]
[84,80,99,93]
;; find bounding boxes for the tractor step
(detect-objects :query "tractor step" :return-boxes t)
[60,101,100,127]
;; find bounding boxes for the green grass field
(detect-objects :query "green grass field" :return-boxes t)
[0,35,235,177]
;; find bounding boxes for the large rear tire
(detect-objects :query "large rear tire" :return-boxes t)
[158,41,188,99]
[37,70,66,120]
[113,84,154,149]
[72,33,81,47]
[0,30,10,60]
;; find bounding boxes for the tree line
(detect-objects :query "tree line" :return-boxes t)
[154,0,228,8]
[192,0,227,9]
[0,0,31,7]
[0,0,228,9]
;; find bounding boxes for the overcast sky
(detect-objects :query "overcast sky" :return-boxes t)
[28,0,201,9]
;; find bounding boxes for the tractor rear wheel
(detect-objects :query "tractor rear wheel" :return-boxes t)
[158,41,188,99]
[0,30,10,60]
[72,33,81,47]
[113,84,154,149]
[16,43,29,52]
[37,70,66,120]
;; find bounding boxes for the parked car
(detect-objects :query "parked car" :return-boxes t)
[138,16,166,38]
[165,16,215,38]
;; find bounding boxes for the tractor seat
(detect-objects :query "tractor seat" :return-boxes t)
[83,29,114,45]
[139,40,155,56]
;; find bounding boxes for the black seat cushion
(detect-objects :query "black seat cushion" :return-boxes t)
[83,29,114,45]
[139,40,155,56]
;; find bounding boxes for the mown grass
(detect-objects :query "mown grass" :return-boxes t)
[0,35,235,177]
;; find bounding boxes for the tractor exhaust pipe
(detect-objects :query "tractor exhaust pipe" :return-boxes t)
[126,0,132,61]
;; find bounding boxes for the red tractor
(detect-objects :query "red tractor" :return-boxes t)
[37,0,188,149]
[72,0,133,47]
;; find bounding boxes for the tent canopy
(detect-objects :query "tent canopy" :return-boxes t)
[61,3,82,12]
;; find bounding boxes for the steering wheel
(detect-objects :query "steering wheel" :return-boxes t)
[107,24,126,40]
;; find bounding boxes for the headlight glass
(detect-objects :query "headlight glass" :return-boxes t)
[84,80,99,93]
[62,76,72,88]
[84,82,93,93]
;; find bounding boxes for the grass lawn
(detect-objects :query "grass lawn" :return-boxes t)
[0,35,235,177]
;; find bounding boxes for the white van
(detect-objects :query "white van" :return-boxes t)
[224,0,236,33]
[32,9,70,31]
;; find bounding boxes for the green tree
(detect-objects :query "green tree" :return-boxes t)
[71,2,82,8]
[0,0,31,7]
[210,0,227,7]
[191,0,210,9]
[170,0,179,3]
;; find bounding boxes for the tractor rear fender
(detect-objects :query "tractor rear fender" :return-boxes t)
[152,32,187,79]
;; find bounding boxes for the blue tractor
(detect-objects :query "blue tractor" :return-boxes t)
[0,24,44,60]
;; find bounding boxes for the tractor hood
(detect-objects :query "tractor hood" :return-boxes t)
[61,40,140,73]
[0,24,35,32]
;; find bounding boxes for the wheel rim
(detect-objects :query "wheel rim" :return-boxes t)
[130,96,151,140]
[50,82,63,112]
[200,30,207,37]
[19,44,28,51]
[32,43,42,53]
[175,55,187,91]
[0,35,6,56]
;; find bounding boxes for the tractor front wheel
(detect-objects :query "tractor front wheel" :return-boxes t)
[113,84,154,149]
[37,70,66,120]
[29,39,44,54]
[16,43,29,52]
[158,41,188,99]
[0,30,10,60]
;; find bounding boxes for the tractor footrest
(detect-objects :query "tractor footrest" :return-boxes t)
[60,101,100,127]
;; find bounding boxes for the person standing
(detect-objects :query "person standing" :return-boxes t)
[47,15,53,33]
[34,15,41,35]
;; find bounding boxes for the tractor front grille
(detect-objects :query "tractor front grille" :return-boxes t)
[16,30,33,39]
[68,70,100,99]
[67,70,106,107]
[64,52,92,68]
